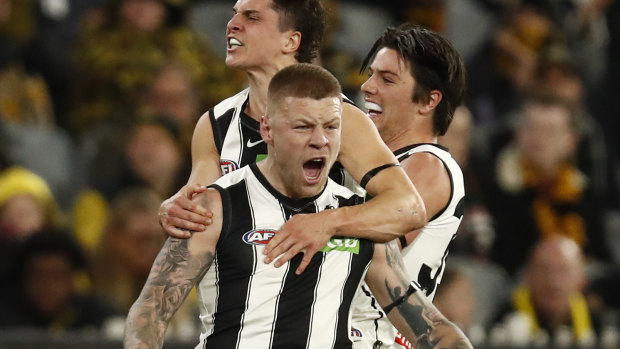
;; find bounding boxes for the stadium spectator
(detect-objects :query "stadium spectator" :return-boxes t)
[0,229,113,332]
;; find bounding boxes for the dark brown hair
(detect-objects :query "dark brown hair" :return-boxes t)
[361,23,467,136]
[271,0,325,63]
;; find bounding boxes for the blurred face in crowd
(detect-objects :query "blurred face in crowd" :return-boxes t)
[361,47,418,145]
[112,209,164,278]
[0,0,11,23]
[0,194,46,239]
[24,253,74,317]
[125,123,182,187]
[439,106,473,168]
[516,102,578,176]
[226,0,297,70]
[262,95,342,198]
[144,65,198,125]
[120,0,166,32]
[434,271,476,330]
[526,237,585,322]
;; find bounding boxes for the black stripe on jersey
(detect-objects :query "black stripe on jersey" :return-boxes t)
[334,241,375,348]
[204,179,256,348]
[342,93,355,106]
[392,143,449,160]
[360,283,383,340]
[208,184,232,244]
[454,196,465,219]
[209,107,235,155]
[430,157,453,221]
[328,162,346,186]
[271,199,320,349]
[239,111,267,166]
[334,194,365,213]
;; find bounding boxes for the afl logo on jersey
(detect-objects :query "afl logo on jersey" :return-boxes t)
[242,229,277,245]
[220,159,239,175]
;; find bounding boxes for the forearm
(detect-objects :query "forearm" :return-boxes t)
[124,238,214,348]
[368,242,472,349]
[124,290,169,349]
[325,184,425,242]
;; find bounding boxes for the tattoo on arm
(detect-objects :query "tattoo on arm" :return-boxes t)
[382,240,433,347]
[124,238,214,348]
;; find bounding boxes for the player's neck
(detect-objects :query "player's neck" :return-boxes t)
[245,59,297,121]
[257,159,293,198]
[384,120,436,152]
[256,159,321,199]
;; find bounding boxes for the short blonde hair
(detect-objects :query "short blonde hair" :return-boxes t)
[267,63,342,115]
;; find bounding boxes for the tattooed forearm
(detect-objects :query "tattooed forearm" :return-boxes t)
[369,242,473,349]
[124,238,214,348]
[383,281,430,337]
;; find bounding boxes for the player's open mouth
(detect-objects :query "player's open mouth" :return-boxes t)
[303,158,325,183]
[364,101,383,118]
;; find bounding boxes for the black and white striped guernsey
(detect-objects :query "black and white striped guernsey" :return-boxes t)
[208,88,356,186]
[195,163,374,349]
[350,143,465,349]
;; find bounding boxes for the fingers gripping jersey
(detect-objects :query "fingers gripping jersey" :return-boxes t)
[350,144,465,349]
[195,163,374,349]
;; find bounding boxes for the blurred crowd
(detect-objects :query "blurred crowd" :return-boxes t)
[0,0,619,347]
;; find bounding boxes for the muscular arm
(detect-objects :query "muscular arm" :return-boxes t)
[124,189,222,348]
[327,103,426,239]
[265,103,426,273]
[365,241,472,349]
[159,112,222,238]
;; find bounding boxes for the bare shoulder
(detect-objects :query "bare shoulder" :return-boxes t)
[188,187,224,245]
[401,151,447,178]
[189,110,222,185]
[341,102,371,128]
[192,187,222,217]
[401,152,450,217]
[193,110,214,138]
[338,102,397,180]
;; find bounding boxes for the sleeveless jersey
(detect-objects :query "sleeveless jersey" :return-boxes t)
[208,88,356,186]
[209,89,266,174]
[195,163,374,349]
[350,144,465,349]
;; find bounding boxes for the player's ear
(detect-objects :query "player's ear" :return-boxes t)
[283,31,301,55]
[420,90,442,115]
[260,115,273,144]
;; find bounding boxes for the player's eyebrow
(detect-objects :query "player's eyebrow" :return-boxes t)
[369,67,399,79]
[233,7,261,18]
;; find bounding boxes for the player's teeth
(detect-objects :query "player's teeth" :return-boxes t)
[364,102,383,113]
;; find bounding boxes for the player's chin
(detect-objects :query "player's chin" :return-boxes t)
[225,55,243,69]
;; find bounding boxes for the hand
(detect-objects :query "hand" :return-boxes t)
[159,184,212,238]
[263,213,333,275]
